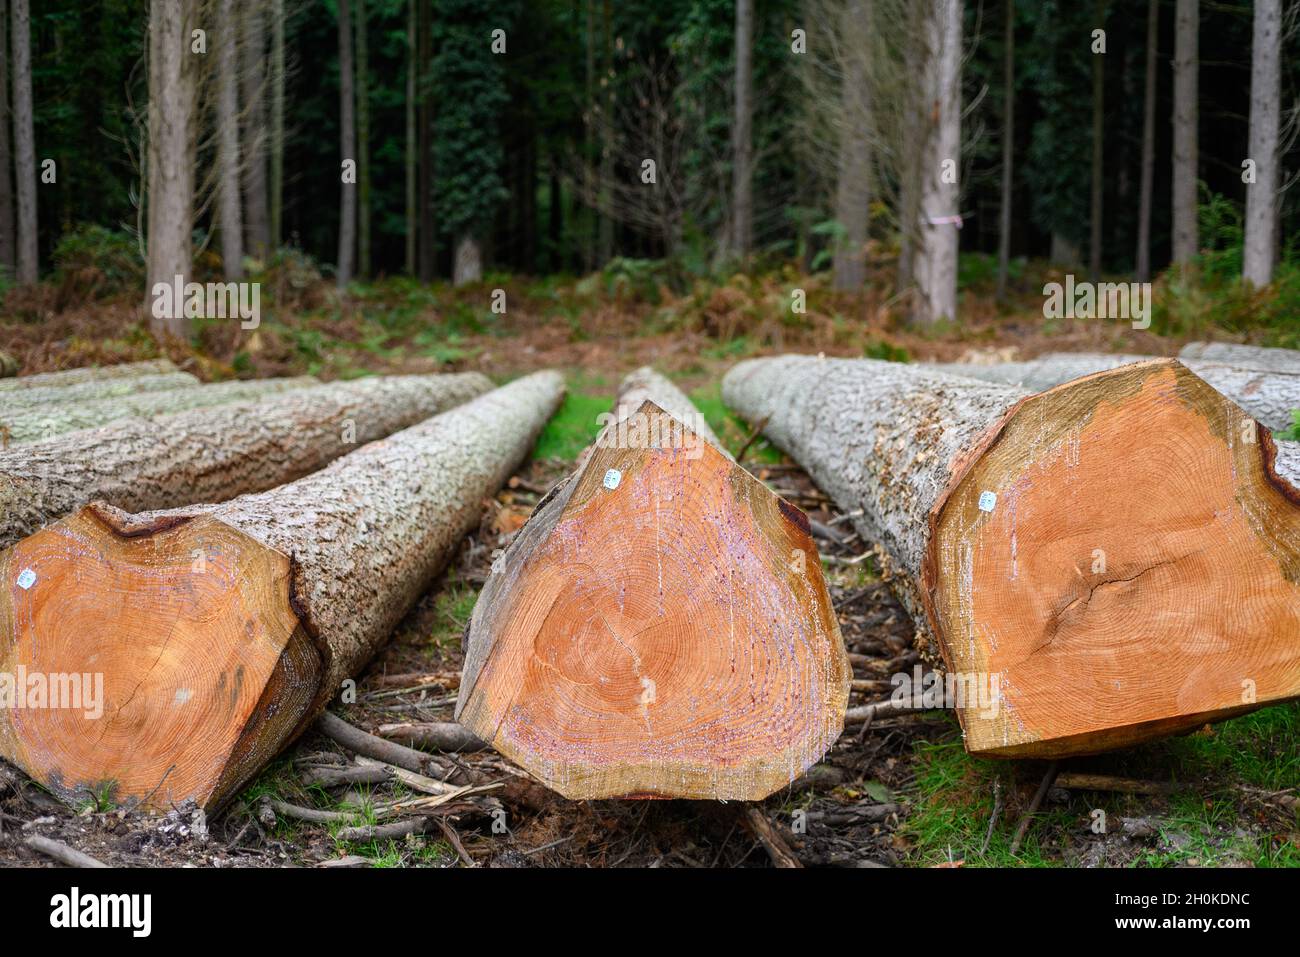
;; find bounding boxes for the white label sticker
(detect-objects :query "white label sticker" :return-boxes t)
[978,491,997,513]
[16,568,35,590]
[603,468,622,491]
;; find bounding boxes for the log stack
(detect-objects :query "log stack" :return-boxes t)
[0,371,564,812]
[0,358,181,392]
[457,367,848,800]
[724,355,1300,759]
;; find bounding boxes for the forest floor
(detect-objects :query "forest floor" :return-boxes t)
[1,255,1297,867]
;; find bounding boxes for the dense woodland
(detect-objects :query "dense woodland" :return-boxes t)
[0,0,1297,339]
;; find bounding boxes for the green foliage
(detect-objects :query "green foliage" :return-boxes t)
[51,224,143,296]
[1277,410,1300,442]
[863,339,910,363]
[532,388,608,461]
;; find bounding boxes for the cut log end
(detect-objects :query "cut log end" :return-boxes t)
[0,503,314,812]
[457,402,849,801]
[925,359,1300,757]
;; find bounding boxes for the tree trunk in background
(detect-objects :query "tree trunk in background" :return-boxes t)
[723,355,1300,759]
[270,0,285,250]
[1136,0,1157,282]
[241,0,271,262]
[731,0,754,259]
[914,0,962,325]
[597,0,613,266]
[217,0,244,281]
[10,0,35,285]
[336,0,356,289]
[995,0,1013,301]
[1089,0,1105,282]
[832,0,870,292]
[145,0,196,336]
[896,11,924,292]
[1243,0,1280,287]
[0,0,13,277]
[1171,0,1198,266]
[417,0,434,281]
[355,0,371,278]
[0,373,564,813]
[404,0,416,275]
[548,159,562,272]
[583,0,595,273]
[453,234,482,285]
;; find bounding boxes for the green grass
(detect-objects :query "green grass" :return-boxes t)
[428,580,480,650]
[532,389,609,461]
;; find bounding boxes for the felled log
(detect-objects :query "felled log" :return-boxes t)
[0,370,198,415]
[0,371,564,811]
[723,355,1300,758]
[0,372,491,548]
[0,358,179,392]
[1180,341,1300,374]
[457,366,848,800]
[932,351,1300,431]
[0,375,314,445]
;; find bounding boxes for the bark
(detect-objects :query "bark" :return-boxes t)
[240,0,271,261]
[1171,0,1198,265]
[417,0,434,281]
[1243,0,1280,287]
[0,358,179,393]
[404,0,416,275]
[0,372,564,811]
[723,355,1300,758]
[0,375,314,446]
[994,0,1013,301]
[145,0,197,335]
[731,0,754,259]
[356,0,371,278]
[452,234,482,286]
[1136,0,1157,282]
[1180,341,1300,374]
[270,0,285,249]
[1089,0,1105,282]
[217,0,245,280]
[931,352,1300,431]
[914,0,962,324]
[0,0,14,276]
[0,372,491,548]
[458,367,848,800]
[377,722,485,752]
[0,370,198,416]
[337,0,357,288]
[832,0,871,292]
[9,0,34,284]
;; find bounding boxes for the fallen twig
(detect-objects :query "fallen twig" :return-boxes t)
[743,806,802,869]
[25,835,108,869]
[1009,761,1060,856]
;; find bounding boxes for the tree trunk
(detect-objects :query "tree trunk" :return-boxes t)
[1171,0,1198,266]
[1136,0,1157,282]
[217,0,245,281]
[1243,0,1280,288]
[914,0,962,324]
[355,0,371,279]
[336,0,357,288]
[931,352,1300,431]
[416,0,434,281]
[240,0,271,262]
[404,0,416,275]
[0,358,179,393]
[832,0,870,292]
[452,234,481,286]
[731,0,754,259]
[0,372,564,812]
[1089,0,1105,282]
[1,375,314,446]
[9,0,35,284]
[145,0,197,336]
[896,8,926,293]
[1180,340,1300,374]
[995,0,1013,301]
[0,0,15,276]
[458,367,848,800]
[0,370,197,416]
[269,0,285,250]
[597,0,613,265]
[723,355,1300,758]
[0,372,490,549]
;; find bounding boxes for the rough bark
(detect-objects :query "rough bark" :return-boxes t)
[914,0,962,324]
[832,0,871,292]
[723,355,1300,758]
[1171,0,1198,266]
[1136,0,1157,281]
[0,372,491,548]
[0,0,14,276]
[240,0,270,261]
[217,0,245,280]
[1180,341,1300,374]
[0,370,199,415]
[1243,0,1281,287]
[0,371,564,811]
[458,367,848,800]
[337,0,357,288]
[10,0,35,284]
[994,0,1013,301]
[731,0,754,259]
[0,359,179,393]
[931,352,1300,431]
[1,375,313,446]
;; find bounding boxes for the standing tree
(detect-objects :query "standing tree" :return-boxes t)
[10,0,35,284]
[217,0,244,280]
[405,0,416,274]
[269,0,286,250]
[417,0,435,280]
[831,0,872,292]
[914,0,962,324]
[1135,0,1157,282]
[355,0,371,278]
[731,0,754,259]
[1243,0,1281,287]
[337,0,357,288]
[1171,0,1198,266]
[241,0,271,262]
[995,0,1014,300]
[1089,0,1105,281]
[145,0,198,336]
[0,0,13,277]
